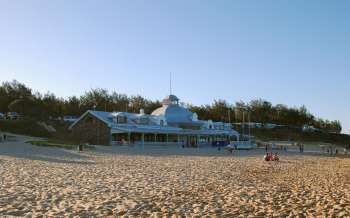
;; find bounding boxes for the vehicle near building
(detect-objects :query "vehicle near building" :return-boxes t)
[6,112,19,120]
[63,116,79,123]
[228,141,257,150]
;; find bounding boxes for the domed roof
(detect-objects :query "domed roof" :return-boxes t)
[152,95,195,123]
[162,95,180,105]
[165,94,179,101]
[152,104,194,123]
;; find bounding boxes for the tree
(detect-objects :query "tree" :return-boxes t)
[80,88,111,111]
[8,98,43,118]
[0,80,32,112]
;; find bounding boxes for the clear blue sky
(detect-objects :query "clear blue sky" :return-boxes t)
[0,0,349,133]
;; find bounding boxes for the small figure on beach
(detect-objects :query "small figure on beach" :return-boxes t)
[298,142,304,153]
[264,152,279,162]
[78,144,83,152]
[264,153,269,161]
[3,134,7,141]
[225,145,234,154]
[272,143,276,150]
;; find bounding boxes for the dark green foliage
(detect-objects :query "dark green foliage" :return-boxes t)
[0,80,33,112]
[8,98,44,119]
[0,119,51,137]
[249,127,350,146]
[189,99,342,134]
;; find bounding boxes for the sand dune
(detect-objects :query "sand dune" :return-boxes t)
[1,140,350,217]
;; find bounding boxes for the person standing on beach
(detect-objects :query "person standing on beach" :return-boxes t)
[299,142,303,153]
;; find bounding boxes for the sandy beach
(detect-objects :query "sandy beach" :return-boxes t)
[1,137,350,217]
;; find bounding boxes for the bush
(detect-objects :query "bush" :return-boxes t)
[249,128,350,146]
[0,119,51,137]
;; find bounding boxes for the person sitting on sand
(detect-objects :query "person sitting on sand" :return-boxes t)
[272,153,279,161]
[264,153,272,161]
[264,152,279,161]
[264,153,268,161]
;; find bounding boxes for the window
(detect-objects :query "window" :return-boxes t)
[138,117,149,125]
[117,116,127,123]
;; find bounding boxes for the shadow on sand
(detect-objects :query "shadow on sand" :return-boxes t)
[92,144,332,158]
[92,144,271,158]
[0,141,95,165]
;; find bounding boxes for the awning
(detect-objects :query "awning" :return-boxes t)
[111,125,239,137]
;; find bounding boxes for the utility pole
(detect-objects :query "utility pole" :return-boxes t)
[228,108,231,124]
[242,111,245,137]
[248,110,251,141]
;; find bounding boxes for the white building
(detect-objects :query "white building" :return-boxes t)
[69,95,239,146]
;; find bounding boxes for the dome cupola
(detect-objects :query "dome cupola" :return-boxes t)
[162,95,180,106]
[152,95,194,124]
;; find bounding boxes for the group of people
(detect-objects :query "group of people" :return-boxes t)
[265,143,287,152]
[264,152,279,161]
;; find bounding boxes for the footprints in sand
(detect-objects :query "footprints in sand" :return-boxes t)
[0,154,350,217]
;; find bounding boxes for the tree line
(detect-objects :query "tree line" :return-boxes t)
[189,100,342,133]
[0,80,342,133]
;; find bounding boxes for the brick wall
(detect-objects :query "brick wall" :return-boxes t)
[71,113,111,145]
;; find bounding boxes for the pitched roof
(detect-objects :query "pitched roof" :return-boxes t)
[69,110,240,137]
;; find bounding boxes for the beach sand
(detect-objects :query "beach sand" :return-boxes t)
[1,138,350,217]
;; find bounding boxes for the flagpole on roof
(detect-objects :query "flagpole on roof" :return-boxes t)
[170,72,172,95]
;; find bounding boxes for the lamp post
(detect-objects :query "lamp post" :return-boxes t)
[235,106,251,142]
